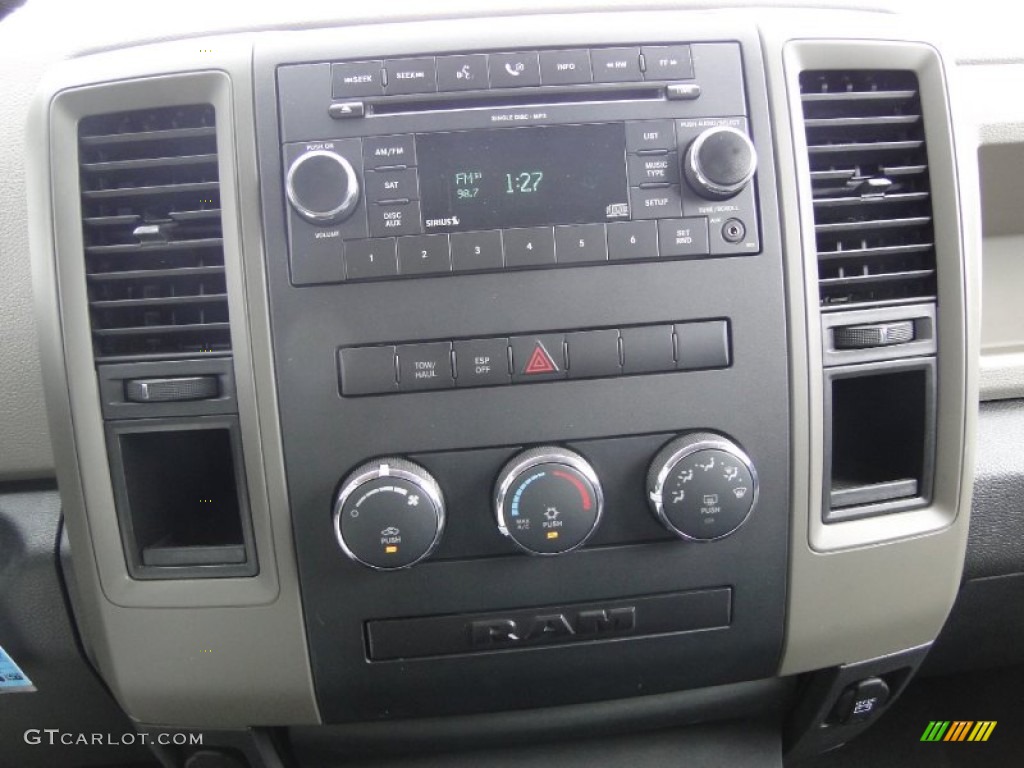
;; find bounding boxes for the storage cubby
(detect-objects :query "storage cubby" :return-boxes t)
[107,417,256,578]
[825,360,935,522]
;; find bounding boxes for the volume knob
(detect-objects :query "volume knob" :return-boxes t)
[285,149,361,225]
[683,127,757,200]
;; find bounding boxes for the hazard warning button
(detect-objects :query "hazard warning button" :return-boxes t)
[511,334,566,383]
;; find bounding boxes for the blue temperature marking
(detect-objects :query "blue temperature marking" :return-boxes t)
[510,472,546,517]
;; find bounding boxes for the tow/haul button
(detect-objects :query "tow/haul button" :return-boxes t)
[495,447,603,555]
[333,458,445,569]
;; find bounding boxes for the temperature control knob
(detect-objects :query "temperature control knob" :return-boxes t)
[285,149,361,224]
[333,458,444,570]
[683,126,757,200]
[647,432,758,541]
[495,447,603,555]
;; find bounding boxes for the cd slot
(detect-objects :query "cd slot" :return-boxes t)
[369,86,663,116]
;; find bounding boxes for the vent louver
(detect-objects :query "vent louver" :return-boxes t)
[78,104,231,360]
[799,70,937,308]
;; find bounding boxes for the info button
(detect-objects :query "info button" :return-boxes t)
[540,49,593,85]
[454,338,511,388]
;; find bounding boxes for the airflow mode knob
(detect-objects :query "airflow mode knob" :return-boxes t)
[647,432,758,541]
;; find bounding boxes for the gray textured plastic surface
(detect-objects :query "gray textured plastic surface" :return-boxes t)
[256,22,789,722]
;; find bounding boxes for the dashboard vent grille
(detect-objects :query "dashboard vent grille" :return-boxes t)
[799,70,936,308]
[78,104,230,360]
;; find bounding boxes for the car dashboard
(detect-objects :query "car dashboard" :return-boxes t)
[1,1,1022,766]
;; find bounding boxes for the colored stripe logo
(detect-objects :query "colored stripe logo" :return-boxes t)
[920,721,996,742]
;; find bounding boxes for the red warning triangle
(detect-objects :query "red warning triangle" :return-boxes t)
[523,342,559,375]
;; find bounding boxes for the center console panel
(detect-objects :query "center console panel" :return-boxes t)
[255,26,789,722]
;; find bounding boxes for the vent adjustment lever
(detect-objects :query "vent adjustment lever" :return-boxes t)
[833,320,915,350]
[124,375,219,403]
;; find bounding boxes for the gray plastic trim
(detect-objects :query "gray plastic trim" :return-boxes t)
[29,48,317,724]
[765,26,979,674]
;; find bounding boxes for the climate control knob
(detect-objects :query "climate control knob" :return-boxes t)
[495,447,603,555]
[285,149,361,224]
[647,432,758,541]
[683,126,757,200]
[333,458,444,570]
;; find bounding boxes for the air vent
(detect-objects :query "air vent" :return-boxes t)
[799,70,937,308]
[78,104,231,360]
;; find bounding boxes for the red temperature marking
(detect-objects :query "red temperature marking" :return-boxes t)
[552,469,592,510]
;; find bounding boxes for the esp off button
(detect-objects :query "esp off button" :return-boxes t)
[454,338,511,387]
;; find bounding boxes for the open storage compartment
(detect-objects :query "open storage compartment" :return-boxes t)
[106,416,257,578]
[823,358,935,522]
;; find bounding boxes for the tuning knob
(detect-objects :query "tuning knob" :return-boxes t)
[495,447,603,556]
[333,458,444,570]
[285,149,361,224]
[683,127,757,200]
[647,432,758,541]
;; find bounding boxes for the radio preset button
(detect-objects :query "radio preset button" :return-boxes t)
[363,135,416,169]
[366,167,419,203]
[540,49,593,85]
[621,325,676,374]
[642,46,695,81]
[567,329,622,379]
[511,335,566,382]
[628,152,680,186]
[554,223,608,264]
[436,54,488,91]
[608,220,659,261]
[368,201,422,238]
[398,342,454,391]
[629,186,683,220]
[591,47,642,82]
[345,238,398,280]
[450,230,504,272]
[658,217,710,258]
[626,120,676,152]
[488,51,541,88]
[338,346,398,396]
[398,234,451,276]
[385,57,437,95]
[331,61,384,98]
[454,338,512,387]
[503,226,555,268]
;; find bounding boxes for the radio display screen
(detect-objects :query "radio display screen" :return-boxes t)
[416,123,628,233]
